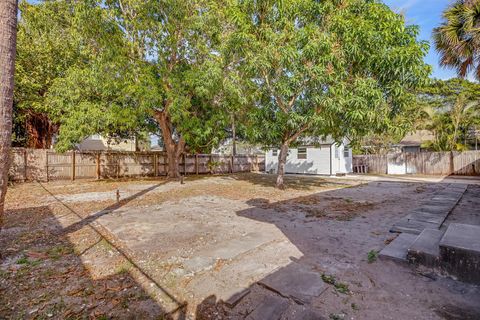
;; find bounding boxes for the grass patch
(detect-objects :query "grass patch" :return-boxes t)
[322,274,351,294]
[47,245,73,260]
[16,256,41,268]
[367,250,378,263]
[16,256,29,265]
[321,274,336,285]
[329,313,345,320]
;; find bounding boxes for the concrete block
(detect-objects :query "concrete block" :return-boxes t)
[379,233,418,262]
[390,220,438,235]
[439,223,480,284]
[407,228,444,267]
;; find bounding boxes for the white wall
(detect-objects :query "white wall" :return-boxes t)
[266,141,352,175]
[331,141,353,174]
[266,145,331,175]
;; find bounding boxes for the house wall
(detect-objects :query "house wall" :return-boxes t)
[266,141,353,175]
[77,135,137,151]
[331,142,353,174]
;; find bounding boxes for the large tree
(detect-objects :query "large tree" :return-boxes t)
[0,0,18,225]
[416,78,480,151]
[41,0,234,178]
[228,0,430,188]
[434,0,480,80]
[14,0,84,148]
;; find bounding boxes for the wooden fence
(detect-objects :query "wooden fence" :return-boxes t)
[353,151,480,176]
[8,148,265,182]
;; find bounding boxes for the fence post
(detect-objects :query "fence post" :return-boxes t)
[450,151,454,175]
[209,154,213,174]
[195,154,199,175]
[184,153,187,176]
[230,155,234,173]
[23,148,27,181]
[96,153,101,179]
[116,153,120,179]
[71,151,76,181]
[255,155,259,172]
[45,150,49,182]
[153,153,158,177]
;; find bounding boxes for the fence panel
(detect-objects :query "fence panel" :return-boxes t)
[47,152,73,180]
[453,151,480,175]
[352,154,387,174]
[8,148,264,181]
[422,152,452,175]
[354,150,480,176]
[75,152,97,178]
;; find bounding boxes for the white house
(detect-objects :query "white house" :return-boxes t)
[76,134,150,151]
[265,137,352,175]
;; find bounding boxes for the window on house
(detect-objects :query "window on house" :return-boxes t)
[344,148,350,158]
[334,146,339,159]
[298,147,307,159]
[272,149,278,156]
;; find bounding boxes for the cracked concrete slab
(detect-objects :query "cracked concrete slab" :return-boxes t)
[258,262,327,304]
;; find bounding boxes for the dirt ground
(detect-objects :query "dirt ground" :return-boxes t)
[1,173,479,320]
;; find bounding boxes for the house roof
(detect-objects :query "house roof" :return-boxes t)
[398,130,434,147]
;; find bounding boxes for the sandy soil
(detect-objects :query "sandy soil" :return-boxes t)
[1,173,479,320]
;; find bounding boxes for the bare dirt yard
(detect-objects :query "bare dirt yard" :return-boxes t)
[1,173,479,319]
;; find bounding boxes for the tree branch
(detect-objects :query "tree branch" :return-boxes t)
[262,70,288,113]
[286,123,310,145]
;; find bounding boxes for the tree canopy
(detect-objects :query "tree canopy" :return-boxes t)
[13,0,433,186]
[226,0,430,187]
[416,78,480,151]
[434,0,480,81]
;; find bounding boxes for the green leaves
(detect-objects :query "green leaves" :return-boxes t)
[229,0,429,148]
[434,0,480,80]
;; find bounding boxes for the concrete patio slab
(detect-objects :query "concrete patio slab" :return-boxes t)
[258,262,327,304]
[379,233,418,262]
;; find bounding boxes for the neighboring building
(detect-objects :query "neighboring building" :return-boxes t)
[396,130,434,153]
[265,137,352,175]
[212,138,264,155]
[76,134,149,151]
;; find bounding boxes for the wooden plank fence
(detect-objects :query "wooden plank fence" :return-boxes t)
[353,151,480,176]
[8,148,265,182]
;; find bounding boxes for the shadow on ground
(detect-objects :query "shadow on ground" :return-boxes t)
[2,177,480,320]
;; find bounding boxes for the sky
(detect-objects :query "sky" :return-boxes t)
[383,0,456,80]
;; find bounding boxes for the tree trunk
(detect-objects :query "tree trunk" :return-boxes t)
[276,142,289,189]
[0,0,18,226]
[154,110,185,178]
[26,112,57,148]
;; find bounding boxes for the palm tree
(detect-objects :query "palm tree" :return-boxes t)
[433,0,480,80]
[0,0,18,225]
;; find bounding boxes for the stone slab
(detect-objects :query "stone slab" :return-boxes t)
[407,228,444,267]
[439,223,480,284]
[281,306,324,320]
[415,204,453,215]
[379,233,418,262]
[224,289,251,308]
[246,295,289,320]
[390,220,438,235]
[407,212,446,225]
[183,232,276,273]
[440,223,480,253]
[258,262,326,305]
